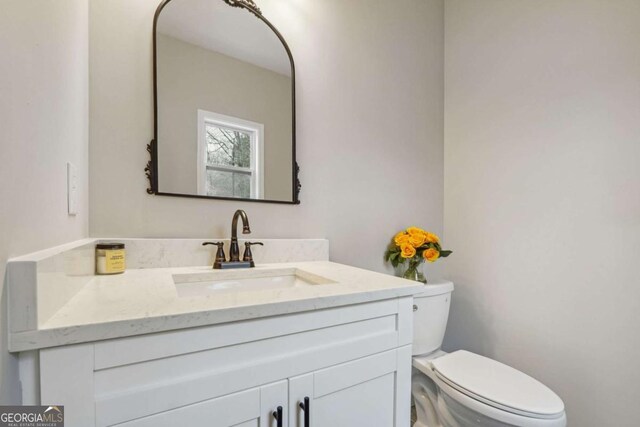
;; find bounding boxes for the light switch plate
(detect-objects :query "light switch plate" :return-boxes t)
[67,162,78,215]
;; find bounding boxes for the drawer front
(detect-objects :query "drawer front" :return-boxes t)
[94,299,400,369]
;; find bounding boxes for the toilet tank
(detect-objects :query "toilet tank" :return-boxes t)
[412,281,454,356]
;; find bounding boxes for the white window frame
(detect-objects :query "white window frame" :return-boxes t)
[197,109,264,198]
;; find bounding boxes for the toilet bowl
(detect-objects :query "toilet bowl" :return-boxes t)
[411,282,566,427]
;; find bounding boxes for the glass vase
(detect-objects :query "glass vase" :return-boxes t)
[401,259,427,284]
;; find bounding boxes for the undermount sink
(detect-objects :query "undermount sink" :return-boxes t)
[173,268,336,297]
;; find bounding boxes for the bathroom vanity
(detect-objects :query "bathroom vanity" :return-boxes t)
[8,239,423,427]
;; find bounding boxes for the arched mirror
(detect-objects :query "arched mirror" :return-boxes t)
[147,0,299,204]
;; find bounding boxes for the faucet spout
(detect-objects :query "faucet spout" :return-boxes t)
[230,209,250,261]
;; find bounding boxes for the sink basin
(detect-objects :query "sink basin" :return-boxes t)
[173,268,335,297]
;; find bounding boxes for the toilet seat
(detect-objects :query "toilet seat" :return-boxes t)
[430,351,565,420]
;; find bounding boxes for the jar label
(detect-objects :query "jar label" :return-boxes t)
[105,250,126,273]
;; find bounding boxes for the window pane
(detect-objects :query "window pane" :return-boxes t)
[206,169,251,198]
[233,172,251,197]
[205,124,251,168]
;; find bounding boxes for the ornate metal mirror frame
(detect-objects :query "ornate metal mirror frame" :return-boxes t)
[146,0,300,204]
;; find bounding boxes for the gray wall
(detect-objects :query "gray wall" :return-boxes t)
[0,0,89,403]
[89,0,445,276]
[443,1,640,425]
[156,34,292,200]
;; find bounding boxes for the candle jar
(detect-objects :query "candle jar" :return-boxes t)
[95,243,126,275]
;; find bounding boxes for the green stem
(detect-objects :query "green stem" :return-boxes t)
[402,259,426,283]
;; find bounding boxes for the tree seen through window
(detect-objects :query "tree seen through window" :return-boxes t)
[205,124,252,198]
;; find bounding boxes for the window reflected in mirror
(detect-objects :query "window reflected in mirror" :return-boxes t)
[198,110,263,199]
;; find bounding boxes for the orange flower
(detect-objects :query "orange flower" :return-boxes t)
[423,248,440,262]
[408,232,426,247]
[406,226,425,235]
[394,231,410,246]
[400,243,417,258]
[425,232,440,244]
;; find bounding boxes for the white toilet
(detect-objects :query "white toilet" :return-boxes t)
[411,281,567,427]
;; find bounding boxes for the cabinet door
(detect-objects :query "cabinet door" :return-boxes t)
[116,380,287,427]
[289,348,411,427]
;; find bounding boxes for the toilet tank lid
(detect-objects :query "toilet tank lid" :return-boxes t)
[432,350,565,418]
[414,280,454,297]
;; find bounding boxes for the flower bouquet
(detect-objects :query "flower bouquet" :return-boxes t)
[384,227,452,283]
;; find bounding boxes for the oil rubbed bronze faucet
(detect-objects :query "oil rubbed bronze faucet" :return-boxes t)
[202,209,262,269]
[229,209,251,261]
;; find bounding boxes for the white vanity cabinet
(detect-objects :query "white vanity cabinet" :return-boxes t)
[32,297,414,427]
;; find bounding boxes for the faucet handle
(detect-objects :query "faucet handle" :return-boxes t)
[242,242,263,265]
[203,242,226,268]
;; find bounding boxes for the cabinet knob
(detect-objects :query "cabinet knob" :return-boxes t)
[272,406,283,427]
[413,304,418,312]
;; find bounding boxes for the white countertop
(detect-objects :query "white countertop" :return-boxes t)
[10,261,424,351]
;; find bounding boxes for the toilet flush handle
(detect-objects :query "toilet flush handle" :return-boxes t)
[413,304,418,312]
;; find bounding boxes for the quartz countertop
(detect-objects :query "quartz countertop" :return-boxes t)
[10,261,424,351]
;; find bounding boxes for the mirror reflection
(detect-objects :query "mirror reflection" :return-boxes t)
[154,0,296,202]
